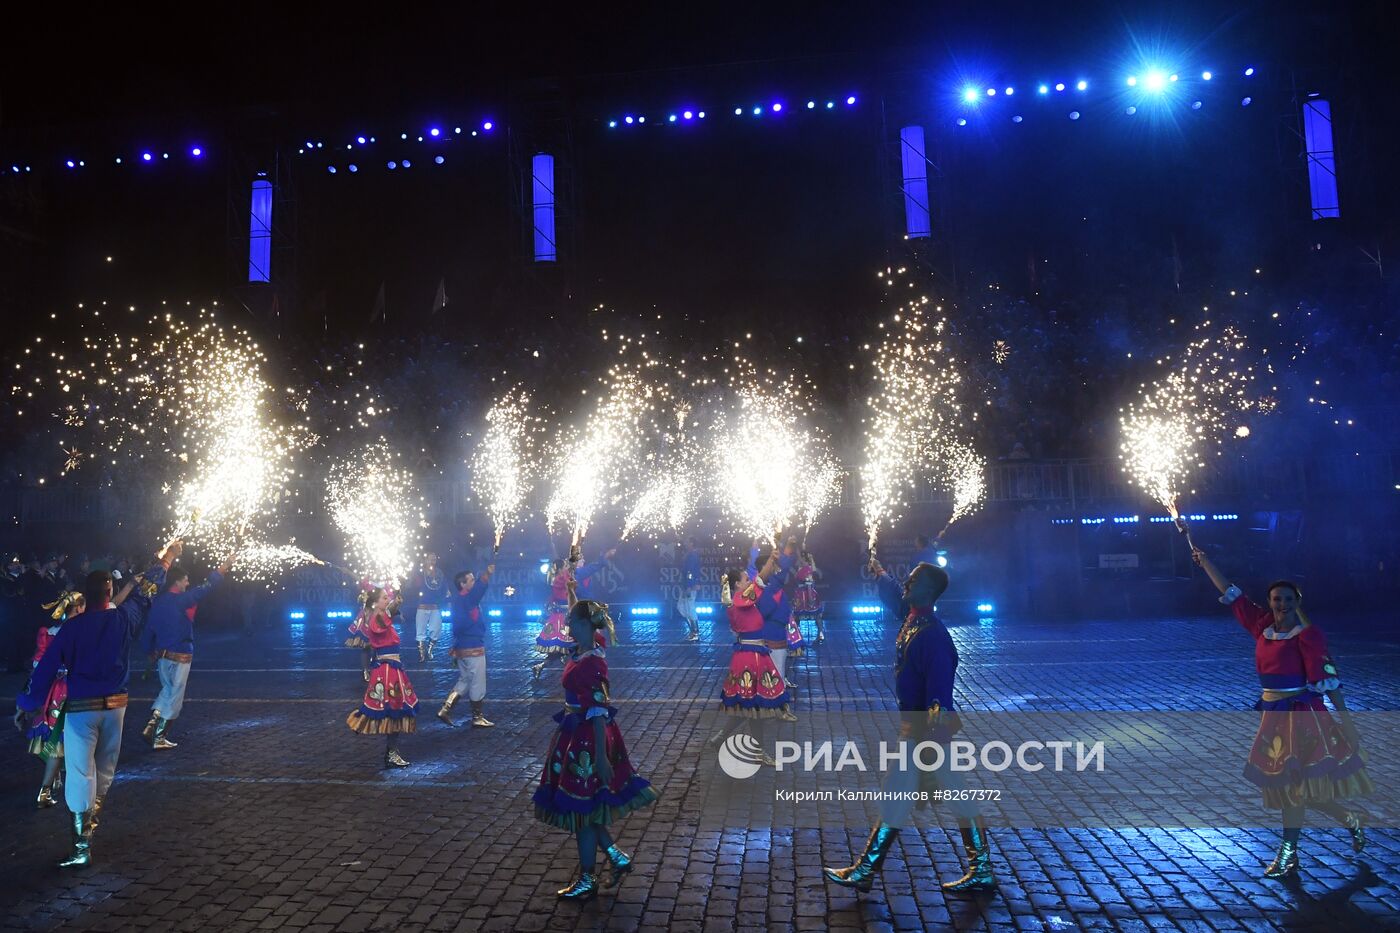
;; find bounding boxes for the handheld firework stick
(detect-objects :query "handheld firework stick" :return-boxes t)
[1173,512,1198,551]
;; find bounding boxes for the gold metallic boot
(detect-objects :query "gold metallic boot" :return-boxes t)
[603,844,633,888]
[823,824,900,892]
[152,717,178,750]
[1344,811,1367,854]
[942,820,997,894]
[57,811,93,869]
[437,691,460,727]
[1263,839,1299,879]
[470,700,494,728]
[557,872,599,900]
[141,714,159,744]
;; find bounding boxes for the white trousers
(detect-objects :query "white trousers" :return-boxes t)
[154,658,192,720]
[63,707,125,812]
[416,607,443,645]
[452,654,487,702]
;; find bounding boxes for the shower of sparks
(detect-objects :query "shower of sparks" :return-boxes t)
[469,387,545,550]
[622,402,703,540]
[546,357,662,544]
[992,340,1011,365]
[231,541,323,582]
[14,306,315,556]
[1118,324,1262,517]
[714,385,805,546]
[794,436,843,542]
[327,437,426,588]
[859,283,968,551]
[936,441,987,538]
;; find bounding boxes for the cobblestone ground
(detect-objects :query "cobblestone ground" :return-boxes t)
[2,608,1398,932]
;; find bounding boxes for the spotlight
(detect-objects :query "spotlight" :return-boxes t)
[1125,106,1137,115]
[482,121,493,130]
[956,117,967,126]
[976,602,995,613]
[608,120,617,128]
[401,159,411,167]
[1201,71,1213,80]
[454,127,461,134]
[65,160,75,168]
[625,115,635,124]
[1076,80,1088,90]
[434,155,444,164]
[191,147,202,157]
[962,87,979,103]
[1004,86,1014,95]
[752,106,762,115]
[637,116,645,123]
[430,127,440,137]
[1012,114,1023,123]
[387,161,397,169]
[115,157,122,164]
[1127,75,1137,86]
[734,107,743,115]
[684,110,694,119]
[1055,82,1065,91]
[1191,100,1203,110]
[348,164,358,172]
[1144,71,1166,91]
[1038,84,1049,94]
[846,95,856,104]
[1069,111,1081,120]
[825,101,834,109]
[142,152,153,162]
[401,133,408,139]
[1241,97,1252,106]
[355,136,366,144]
[772,102,782,111]
[698,111,705,118]
[1244,67,1254,76]
[668,114,677,122]
[986,87,996,96]
[806,100,815,109]
[327,166,336,174]
[1169,74,1179,82]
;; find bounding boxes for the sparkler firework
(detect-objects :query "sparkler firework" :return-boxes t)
[794,435,843,545]
[469,388,545,551]
[1118,324,1262,520]
[326,437,426,588]
[715,385,804,547]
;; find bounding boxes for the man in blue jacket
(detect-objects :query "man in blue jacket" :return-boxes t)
[754,549,799,723]
[139,553,233,750]
[13,540,175,868]
[439,563,495,728]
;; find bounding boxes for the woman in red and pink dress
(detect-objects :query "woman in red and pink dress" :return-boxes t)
[532,559,576,680]
[722,568,793,719]
[1194,546,1372,879]
[533,594,657,901]
[27,591,85,808]
[346,588,419,768]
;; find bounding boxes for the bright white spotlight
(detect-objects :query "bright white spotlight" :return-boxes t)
[1201,70,1213,80]
[1076,80,1088,91]
[1145,71,1166,91]
[986,87,996,96]
[1126,75,1138,86]
[1038,84,1049,94]
[1055,82,1065,91]
[1244,67,1255,76]
[962,87,978,103]
[956,117,967,126]
[1004,86,1014,95]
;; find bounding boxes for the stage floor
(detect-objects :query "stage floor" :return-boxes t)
[2,610,1398,932]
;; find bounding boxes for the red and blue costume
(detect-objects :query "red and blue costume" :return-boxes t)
[1223,588,1373,808]
[535,567,577,655]
[721,580,791,716]
[27,621,68,760]
[346,609,419,734]
[533,646,657,830]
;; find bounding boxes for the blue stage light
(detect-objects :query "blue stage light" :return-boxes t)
[976,602,995,613]
[696,606,714,615]
[191,147,202,157]
[387,161,397,169]
[483,121,494,130]
[806,100,815,109]
[698,111,705,118]
[668,114,677,122]
[637,116,645,123]
[357,136,367,144]
[625,115,634,124]
[288,610,306,620]
[327,166,336,174]
[1202,71,1212,80]
[348,164,358,172]
[434,155,444,164]
[487,609,502,618]
[851,605,882,615]
[115,158,121,164]
[1126,106,1137,115]
[1005,86,1014,95]
[1127,75,1138,86]
[1170,74,1178,82]
[608,120,617,128]
[825,101,835,109]
[956,118,967,126]
[65,160,75,168]
[935,555,948,568]
[1069,111,1081,120]
[1241,97,1252,107]
[846,95,856,105]
[734,107,742,115]
[1012,115,1023,123]
[684,110,694,119]
[962,87,978,103]
[430,127,440,137]
[1191,100,1203,110]
[401,159,411,167]
[1055,83,1065,91]
[1076,80,1088,91]
[1144,71,1166,92]
[772,102,782,112]
[630,606,660,617]
[752,106,762,115]
[525,608,543,618]
[1244,67,1254,76]
[142,152,153,162]
[1038,84,1049,94]
[986,87,996,96]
